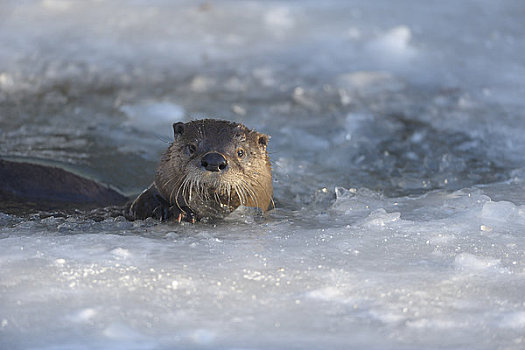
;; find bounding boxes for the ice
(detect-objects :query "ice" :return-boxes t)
[120,101,185,136]
[366,25,417,64]
[2,0,525,349]
[454,253,502,272]
[481,201,518,221]
[500,312,525,330]
[67,308,97,323]
[263,7,295,34]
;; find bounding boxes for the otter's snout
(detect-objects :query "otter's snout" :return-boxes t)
[201,152,228,172]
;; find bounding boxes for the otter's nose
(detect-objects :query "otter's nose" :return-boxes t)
[201,152,228,172]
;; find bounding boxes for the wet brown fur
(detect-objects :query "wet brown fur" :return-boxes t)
[129,119,272,222]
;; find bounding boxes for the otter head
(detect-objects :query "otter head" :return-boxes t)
[156,119,272,218]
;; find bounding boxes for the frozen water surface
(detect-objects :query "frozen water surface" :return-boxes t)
[1,0,525,349]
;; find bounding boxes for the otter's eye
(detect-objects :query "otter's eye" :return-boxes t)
[186,144,197,155]
[237,148,245,158]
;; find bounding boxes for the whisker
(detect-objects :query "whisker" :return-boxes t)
[246,176,275,210]
[239,179,258,209]
[168,178,181,206]
[224,186,231,207]
[234,184,244,206]
[162,176,175,191]
[174,177,189,211]
[214,191,221,206]
[182,177,191,203]
[156,135,172,144]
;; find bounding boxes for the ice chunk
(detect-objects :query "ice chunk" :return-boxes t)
[336,71,405,95]
[264,6,294,33]
[41,0,72,11]
[190,328,216,345]
[68,308,98,323]
[362,208,401,228]
[366,26,416,62]
[454,253,501,272]
[481,201,517,221]
[54,258,66,266]
[111,248,131,259]
[0,73,14,89]
[189,75,216,93]
[280,125,330,150]
[231,104,247,116]
[103,323,149,341]
[306,286,343,301]
[120,101,185,136]
[499,312,525,329]
[332,187,382,217]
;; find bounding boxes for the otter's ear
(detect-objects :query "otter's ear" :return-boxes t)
[173,122,185,138]
[257,133,270,148]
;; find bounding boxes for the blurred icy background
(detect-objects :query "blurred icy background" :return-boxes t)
[1,0,525,349]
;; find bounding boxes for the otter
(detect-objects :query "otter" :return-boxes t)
[127,119,273,223]
[0,158,127,215]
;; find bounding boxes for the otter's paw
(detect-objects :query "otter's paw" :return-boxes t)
[128,183,170,221]
[151,205,167,221]
[151,205,196,224]
[151,205,179,222]
[176,206,197,224]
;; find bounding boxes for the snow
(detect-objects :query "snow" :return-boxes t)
[1,0,525,349]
